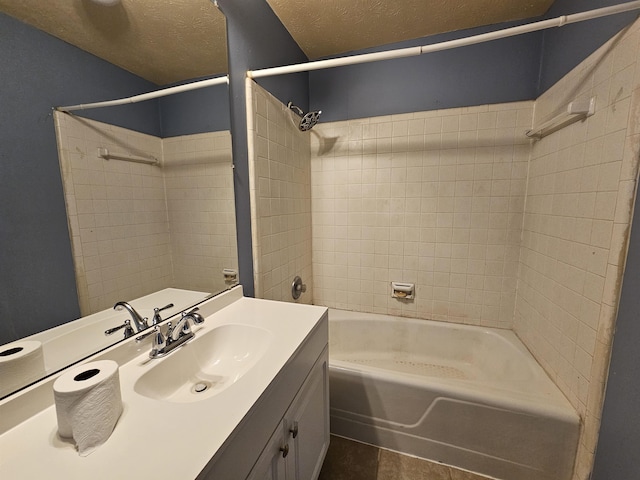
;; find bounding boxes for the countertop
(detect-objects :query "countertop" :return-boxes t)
[0,287,327,479]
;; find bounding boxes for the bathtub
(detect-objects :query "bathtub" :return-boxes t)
[328,309,580,480]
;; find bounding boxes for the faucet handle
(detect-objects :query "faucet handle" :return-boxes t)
[105,319,135,338]
[149,326,165,357]
[152,303,174,325]
[164,321,174,342]
[180,314,193,337]
[135,325,156,343]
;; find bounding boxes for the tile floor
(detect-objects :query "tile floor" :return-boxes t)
[319,436,494,480]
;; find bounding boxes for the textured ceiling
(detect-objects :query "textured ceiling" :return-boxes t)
[267,0,555,59]
[0,0,227,85]
[2,0,555,85]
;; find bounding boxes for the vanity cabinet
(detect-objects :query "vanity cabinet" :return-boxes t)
[248,348,329,480]
[197,313,329,480]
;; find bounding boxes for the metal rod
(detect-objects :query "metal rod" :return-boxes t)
[56,75,229,112]
[248,1,640,78]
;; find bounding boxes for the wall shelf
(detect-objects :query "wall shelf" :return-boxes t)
[526,97,596,139]
[98,147,159,166]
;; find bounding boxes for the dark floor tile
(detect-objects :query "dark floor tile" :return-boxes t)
[377,449,452,480]
[318,435,493,480]
[318,435,379,480]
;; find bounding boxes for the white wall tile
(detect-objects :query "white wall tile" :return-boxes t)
[310,101,531,328]
[55,113,237,314]
[514,19,640,480]
[242,21,640,480]
[247,81,313,304]
[163,131,238,294]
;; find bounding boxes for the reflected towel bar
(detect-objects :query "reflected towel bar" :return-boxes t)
[525,97,596,139]
[98,147,159,166]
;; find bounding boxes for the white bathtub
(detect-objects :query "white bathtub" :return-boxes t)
[329,309,580,480]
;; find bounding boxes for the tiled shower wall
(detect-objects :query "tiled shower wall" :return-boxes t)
[513,19,640,480]
[163,132,237,293]
[247,81,313,303]
[310,102,533,329]
[305,21,640,476]
[55,113,170,315]
[55,112,237,315]
[245,21,640,479]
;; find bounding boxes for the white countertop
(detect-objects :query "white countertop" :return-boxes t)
[0,288,327,480]
[5,287,212,384]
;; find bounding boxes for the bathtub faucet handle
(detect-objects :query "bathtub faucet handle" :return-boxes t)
[292,276,307,300]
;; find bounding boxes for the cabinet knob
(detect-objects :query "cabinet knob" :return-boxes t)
[280,443,289,458]
[289,422,299,438]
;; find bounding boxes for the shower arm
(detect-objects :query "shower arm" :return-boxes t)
[287,102,305,117]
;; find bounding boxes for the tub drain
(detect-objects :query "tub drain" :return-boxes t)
[192,382,210,394]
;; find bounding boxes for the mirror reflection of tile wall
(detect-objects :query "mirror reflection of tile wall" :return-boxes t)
[54,112,237,315]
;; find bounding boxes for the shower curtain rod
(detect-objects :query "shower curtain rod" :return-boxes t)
[247,1,640,79]
[55,75,229,112]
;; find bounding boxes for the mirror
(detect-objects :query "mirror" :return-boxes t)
[0,3,236,399]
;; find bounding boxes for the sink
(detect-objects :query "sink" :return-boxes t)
[134,324,273,403]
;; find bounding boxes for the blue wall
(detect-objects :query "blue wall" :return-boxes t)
[592,180,640,476]
[4,0,638,350]
[158,79,230,137]
[309,0,639,122]
[217,0,309,297]
[0,12,230,344]
[216,0,639,300]
[0,12,162,344]
[310,24,541,122]
[538,0,639,93]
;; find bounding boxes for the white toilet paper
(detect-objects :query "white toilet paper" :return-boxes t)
[0,340,45,398]
[53,359,123,456]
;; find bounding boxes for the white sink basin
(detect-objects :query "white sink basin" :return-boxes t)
[134,324,273,403]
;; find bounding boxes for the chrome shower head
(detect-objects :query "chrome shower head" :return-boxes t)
[287,102,322,131]
[299,110,322,131]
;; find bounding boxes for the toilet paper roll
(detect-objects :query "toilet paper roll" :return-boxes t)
[0,340,45,398]
[53,360,123,456]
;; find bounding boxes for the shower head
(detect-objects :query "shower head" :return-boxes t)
[287,102,322,131]
[299,110,322,131]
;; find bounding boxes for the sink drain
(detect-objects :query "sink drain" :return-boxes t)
[192,382,210,394]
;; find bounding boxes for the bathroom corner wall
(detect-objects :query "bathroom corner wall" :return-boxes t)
[162,132,238,293]
[55,113,238,315]
[54,112,171,315]
[513,19,640,480]
[247,81,313,303]
[310,102,533,328]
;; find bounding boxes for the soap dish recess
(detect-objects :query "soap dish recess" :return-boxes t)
[391,282,415,299]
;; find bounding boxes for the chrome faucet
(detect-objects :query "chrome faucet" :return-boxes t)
[168,308,205,341]
[147,307,205,359]
[113,301,148,332]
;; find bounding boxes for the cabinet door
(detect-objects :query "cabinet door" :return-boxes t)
[285,349,329,480]
[247,422,288,480]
